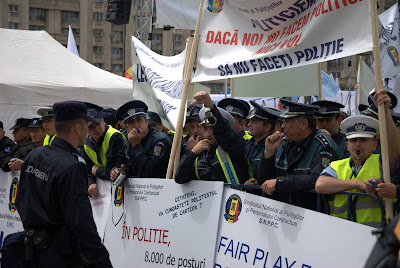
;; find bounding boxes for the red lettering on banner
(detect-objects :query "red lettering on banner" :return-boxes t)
[122,223,171,247]
[207,30,239,45]
[263,31,279,44]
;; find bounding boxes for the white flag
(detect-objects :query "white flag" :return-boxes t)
[131,37,187,130]
[67,25,79,57]
[154,0,198,30]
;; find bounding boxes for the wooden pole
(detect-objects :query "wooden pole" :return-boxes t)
[370,0,393,221]
[318,63,322,99]
[230,78,235,98]
[189,83,195,100]
[166,0,204,179]
[357,56,363,114]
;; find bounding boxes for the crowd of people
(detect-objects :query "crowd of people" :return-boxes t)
[1,89,400,266]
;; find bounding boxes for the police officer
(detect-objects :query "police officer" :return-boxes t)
[83,109,125,196]
[28,118,46,147]
[0,120,15,160]
[245,101,281,180]
[111,100,172,179]
[175,91,249,184]
[257,99,340,211]
[16,100,113,268]
[183,106,202,153]
[0,118,36,172]
[37,107,56,146]
[217,98,252,140]
[312,100,347,158]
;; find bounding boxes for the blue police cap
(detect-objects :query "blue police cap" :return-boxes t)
[279,99,319,118]
[147,111,162,126]
[100,108,117,121]
[312,100,344,118]
[391,110,400,126]
[53,101,97,123]
[358,104,369,114]
[87,109,103,127]
[185,106,201,124]
[9,118,31,130]
[217,98,250,118]
[28,118,43,128]
[247,101,282,121]
[368,91,397,110]
[84,102,104,112]
[115,100,148,123]
[37,107,54,120]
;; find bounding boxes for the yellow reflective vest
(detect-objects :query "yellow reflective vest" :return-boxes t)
[84,126,125,167]
[330,154,384,228]
[243,130,252,141]
[43,134,56,146]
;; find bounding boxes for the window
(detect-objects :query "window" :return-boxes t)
[8,5,19,12]
[93,12,103,20]
[29,25,46,31]
[111,64,122,71]
[111,31,123,44]
[209,83,221,93]
[173,34,183,42]
[62,11,79,24]
[328,58,342,68]
[62,28,79,35]
[94,63,104,69]
[30,8,46,22]
[93,29,103,36]
[8,22,19,29]
[152,34,162,46]
[331,72,341,79]
[111,48,122,60]
[93,46,103,53]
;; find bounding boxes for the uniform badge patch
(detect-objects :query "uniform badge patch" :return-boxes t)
[4,147,11,153]
[321,157,330,168]
[153,145,161,156]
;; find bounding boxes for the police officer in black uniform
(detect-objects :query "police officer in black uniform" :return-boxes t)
[217,98,251,140]
[257,99,340,211]
[312,100,347,158]
[0,120,15,160]
[175,91,249,185]
[16,101,113,268]
[111,100,172,179]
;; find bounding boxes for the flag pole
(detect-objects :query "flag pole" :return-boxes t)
[357,56,363,115]
[166,0,204,179]
[230,78,235,98]
[370,0,393,221]
[318,63,322,99]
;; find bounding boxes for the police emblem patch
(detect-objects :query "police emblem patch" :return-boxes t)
[153,145,161,156]
[207,0,224,13]
[224,194,242,223]
[319,107,327,113]
[128,109,136,116]
[354,123,366,131]
[321,157,330,168]
[9,178,19,213]
[225,105,234,112]
[4,147,11,153]
[114,184,124,207]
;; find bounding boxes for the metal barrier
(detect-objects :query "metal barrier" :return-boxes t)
[224,183,387,226]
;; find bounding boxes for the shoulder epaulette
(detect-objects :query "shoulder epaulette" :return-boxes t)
[72,153,86,165]
[315,133,332,148]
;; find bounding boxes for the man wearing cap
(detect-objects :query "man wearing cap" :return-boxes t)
[175,91,249,184]
[313,100,347,157]
[16,101,113,267]
[217,98,252,140]
[245,101,282,180]
[28,118,46,147]
[0,121,15,160]
[111,100,172,179]
[257,100,340,211]
[37,107,56,146]
[315,90,400,225]
[83,109,125,196]
[183,105,202,152]
[0,118,36,172]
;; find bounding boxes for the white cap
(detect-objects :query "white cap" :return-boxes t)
[340,115,379,139]
[199,107,235,127]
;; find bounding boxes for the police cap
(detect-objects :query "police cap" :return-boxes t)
[199,107,235,127]
[185,106,201,124]
[247,101,282,121]
[115,100,148,123]
[100,108,117,121]
[312,100,344,118]
[53,101,98,123]
[217,98,250,118]
[368,91,397,110]
[87,109,102,127]
[28,118,43,128]
[9,118,31,130]
[340,115,379,139]
[279,99,319,118]
[84,102,103,112]
[147,111,162,126]
[37,107,54,120]
[391,110,400,126]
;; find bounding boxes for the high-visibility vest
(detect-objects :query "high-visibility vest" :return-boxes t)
[84,126,125,167]
[195,146,240,185]
[43,134,56,146]
[330,154,384,228]
[243,131,252,141]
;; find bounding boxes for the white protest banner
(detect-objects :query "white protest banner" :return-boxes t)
[104,178,223,268]
[89,179,112,240]
[215,188,376,267]
[154,0,198,30]
[379,3,400,79]
[0,171,23,248]
[132,37,187,130]
[192,0,372,83]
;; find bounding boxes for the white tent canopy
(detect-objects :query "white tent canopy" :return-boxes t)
[0,28,135,135]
